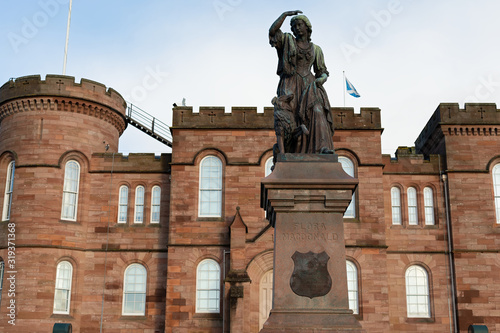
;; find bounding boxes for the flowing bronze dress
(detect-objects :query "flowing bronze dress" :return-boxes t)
[270,30,334,154]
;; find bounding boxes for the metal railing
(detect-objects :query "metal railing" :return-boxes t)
[126,102,173,147]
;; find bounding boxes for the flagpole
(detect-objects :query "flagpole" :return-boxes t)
[62,0,73,75]
[343,71,346,107]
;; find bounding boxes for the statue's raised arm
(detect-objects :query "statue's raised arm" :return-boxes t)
[269,10,303,37]
[269,11,335,157]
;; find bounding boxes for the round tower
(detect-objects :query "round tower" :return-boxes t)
[0,75,127,332]
[0,74,127,162]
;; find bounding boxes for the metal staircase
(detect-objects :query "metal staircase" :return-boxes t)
[126,102,173,147]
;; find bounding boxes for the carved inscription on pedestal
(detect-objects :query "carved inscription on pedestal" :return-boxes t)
[290,251,332,298]
[281,222,338,241]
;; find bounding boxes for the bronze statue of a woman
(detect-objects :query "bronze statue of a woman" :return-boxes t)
[270,10,334,155]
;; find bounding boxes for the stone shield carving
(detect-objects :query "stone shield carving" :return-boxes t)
[290,251,332,299]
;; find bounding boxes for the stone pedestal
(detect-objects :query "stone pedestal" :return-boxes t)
[260,154,365,332]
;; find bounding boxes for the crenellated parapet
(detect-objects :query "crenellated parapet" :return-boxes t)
[330,107,382,130]
[172,106,382,130]
[91,153,172,173]
[415,103,500,155]
[172,106,274,129]
[382,147,441,175]
[0,75,127,134]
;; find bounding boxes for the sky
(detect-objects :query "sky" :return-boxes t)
[1,0,500,156]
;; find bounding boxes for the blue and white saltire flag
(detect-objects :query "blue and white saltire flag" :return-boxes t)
[345,77,360,98]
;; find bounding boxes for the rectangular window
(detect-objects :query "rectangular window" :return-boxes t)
[391,187,402,225]
[196,259,220,313]
[61,161,80,221]
[199,156,222,217]
[123,264,147,316]
[150,186,161,223]
[2,161,15,221]
[424,187,435,225]
[53,261,73,314]
[407,188,418,225]
[118,186,128,223]
[134,186,145,223]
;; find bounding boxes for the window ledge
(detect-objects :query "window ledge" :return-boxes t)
[50,313,74,320]
[120,315,147,320]
[193,312,222,319]
[406,317,434,323]
[197,217,224,222]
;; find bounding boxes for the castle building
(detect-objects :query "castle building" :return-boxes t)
[0,75,499,333]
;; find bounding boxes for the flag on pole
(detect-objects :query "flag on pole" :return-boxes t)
[345,77,360,98]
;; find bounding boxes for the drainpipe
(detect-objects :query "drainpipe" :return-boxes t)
[441,172,459,332]
[222,249,230,333]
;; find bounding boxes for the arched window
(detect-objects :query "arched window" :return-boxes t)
[405,265,430,318]
[0,260,4,306]
[117,185,129,223]
[346,260,359,314]
[150,186,161,224]
[339,157,355,218]
[2,161,15,221]
[199,156,222,217]
[493,164,500,223]
[122,264,147,316]
[134,186,145,223]
[423,187,435,225]
[196,259,220,313]
[53,261,73,314]
[265,157,274,177]
[61,160,80,221]
[391,187,402,225]
[407,187,418,225]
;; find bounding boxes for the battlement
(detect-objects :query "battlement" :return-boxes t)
[172,106,382,130]
[330,107,382,130]
[0,74,126,115]
[91,153,171,173]
[415,103,500,154]
[382,147,441,174]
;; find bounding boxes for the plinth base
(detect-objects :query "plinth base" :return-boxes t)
[260,309,365,332]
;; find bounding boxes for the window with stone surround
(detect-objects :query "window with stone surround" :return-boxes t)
[391,187,402,225]
[339,156,355,218]
[122,264,147,316]
[61,160,80,221]
[423,187,435,225]
[346,260,359,315]
[265,157,273,177]
[196,259,220,313]
[53,261,73,314]
[199,156,222,217]
[407,187,418,225]
[150,185,161,224]
[2,161,15,221]
[134,185,145,223]
[405,265,430,318]
[118,185,129,224]
[493,164,500,223]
